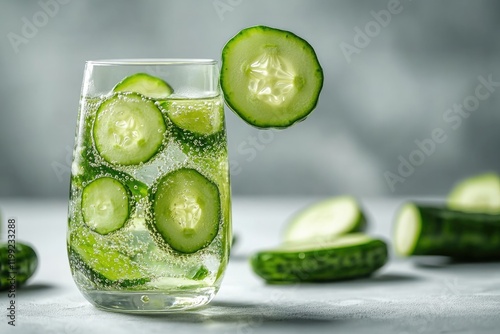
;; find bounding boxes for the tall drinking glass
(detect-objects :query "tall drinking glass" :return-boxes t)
[67,59,231,313]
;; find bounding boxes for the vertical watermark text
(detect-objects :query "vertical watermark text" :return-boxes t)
[6,218,17,326]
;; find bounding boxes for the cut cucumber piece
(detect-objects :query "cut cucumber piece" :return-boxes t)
[0,242,38,290]
[71,96,149,201]
[394,203,500,260]
[159,98,224,136]
[69,228,148,287]
[447,173,500,214]
[113,73,173,99]
[73,156,148,202]
[251,234,387,283]
[283,196,366,243]
[96,166,148,201]
[82,177,130,235]
[221,25,323,128]
[93,93,166,165]
[190,265,210,281]
[152,168,221,253]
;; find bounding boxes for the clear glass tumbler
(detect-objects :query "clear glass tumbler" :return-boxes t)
[67,59,231,313]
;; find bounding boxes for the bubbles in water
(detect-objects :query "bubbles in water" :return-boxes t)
[69,95,229,289]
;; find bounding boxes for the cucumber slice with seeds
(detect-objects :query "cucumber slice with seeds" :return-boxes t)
[93,93,166,165]
[283,196,366,243]
[447,173,500,214]
[152,168,221,254]
[251,234,388,283]
[394,203,500,260]
[113,73,173,99]
[221,25,323,128]
[82,177,130,235]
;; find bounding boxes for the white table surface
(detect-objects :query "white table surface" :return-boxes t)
[1,197,499,334]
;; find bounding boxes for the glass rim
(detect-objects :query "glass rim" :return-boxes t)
[86,58,218,66]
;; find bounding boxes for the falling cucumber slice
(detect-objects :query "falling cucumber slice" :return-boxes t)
[113,73,173,99]
[152,168,221,254]
[393,203,500,260]
[447,173,500,214]
[221,25,323,128]
[251,234,388,283]
[159,99,224,136]
[283,196,366,243]
[81,177,130,235]
[69,227,148,287]
[93,93,166,165]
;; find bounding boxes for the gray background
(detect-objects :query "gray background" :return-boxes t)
[0,0,499,198]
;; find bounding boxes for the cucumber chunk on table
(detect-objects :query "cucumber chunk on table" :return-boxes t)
[0,242,38,290]
[69,228,148,287]
[447,173,500,214]
[82,177,130,235]
[283,196,366,243]
[152,168,221,254]
[221,25,323,128]
[394,203,500,260]
[93,93,166,165]
[251,234,388,283]
[113,73,173,99]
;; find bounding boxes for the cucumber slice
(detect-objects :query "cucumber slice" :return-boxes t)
[283,196,366,243]
[251,234,387,283]
[69,228,148,287]
[113,73,173,99]
[447,173,500,214]
[221,25,323,128]
[159,98,223,136]
[394,203,500,260]
[82,177,130,235]
[152,168,221,253]
[71,110,148,199]
[93,93,166,165]
[73,155,148,202]
[98,167,148,201]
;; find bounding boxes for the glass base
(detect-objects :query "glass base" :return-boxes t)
[81,287,217,313]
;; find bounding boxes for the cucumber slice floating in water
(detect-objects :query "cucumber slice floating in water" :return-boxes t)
[113,73,173,99]
[93,93,166,165]
[447,173,500,214]
[394,203,500,260]
[221,25,323,128]
[283,196,366,243]
[159,98,224,136]
[69,228,148,287]
[251,234,388,283]
[152,168,221,254]
[82,177,130,235]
